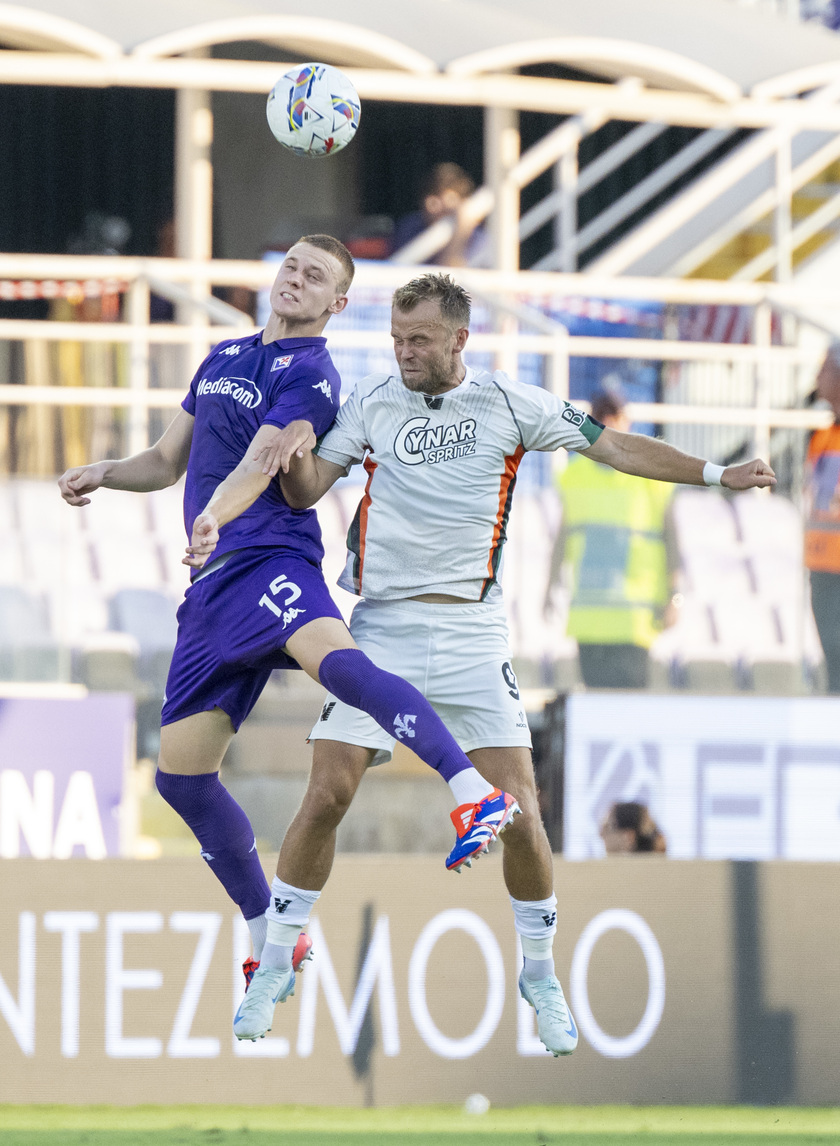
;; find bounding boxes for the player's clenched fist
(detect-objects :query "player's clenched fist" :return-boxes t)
[57,462,110,507]
[184,512,220,569]
[722,459,776,490]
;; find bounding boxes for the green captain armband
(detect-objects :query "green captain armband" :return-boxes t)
[561,402,603,445]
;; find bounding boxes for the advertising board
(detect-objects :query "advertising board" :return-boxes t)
[2,857,837,1106]
[564,694,840,860]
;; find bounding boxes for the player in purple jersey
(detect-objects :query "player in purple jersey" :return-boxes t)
[59,238,518,1043]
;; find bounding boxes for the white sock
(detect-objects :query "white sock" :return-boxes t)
[266,876,320,948]
[523,956,554,981]
[246,913,267,961]
[512,893,558,979]
[260,940,295,971]
[449,768,495,807]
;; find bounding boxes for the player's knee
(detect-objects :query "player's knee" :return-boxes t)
[302,773,355,827]
[501,800,545,850]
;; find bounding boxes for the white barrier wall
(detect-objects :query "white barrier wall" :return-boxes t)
[1,857,838,1106]
[564,694,840,860]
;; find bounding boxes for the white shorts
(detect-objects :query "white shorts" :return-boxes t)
[308,597,532,765]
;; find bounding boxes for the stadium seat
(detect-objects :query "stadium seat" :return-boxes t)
[77,486,152,537]
[0,585,61,681]
[13,478,84,541]
[732,490,803,556]
[90,534,165,591]
[108,588,178,691]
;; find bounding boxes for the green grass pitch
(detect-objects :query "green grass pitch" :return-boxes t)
[1,1106,839,1145]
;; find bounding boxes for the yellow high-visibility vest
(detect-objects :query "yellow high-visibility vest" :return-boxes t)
[557,454,672,647]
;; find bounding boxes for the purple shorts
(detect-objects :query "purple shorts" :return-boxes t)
[161,547,344,730]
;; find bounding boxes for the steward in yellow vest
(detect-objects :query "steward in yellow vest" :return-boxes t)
[548,390,673,688]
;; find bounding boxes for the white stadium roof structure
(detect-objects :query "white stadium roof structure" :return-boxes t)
[3,0,840,112]
[4,0,840,279]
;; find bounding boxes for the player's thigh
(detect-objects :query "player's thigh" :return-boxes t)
[158,708,236,775]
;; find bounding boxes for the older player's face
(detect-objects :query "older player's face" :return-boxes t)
[391,299,468,395]
[269,243,346,327]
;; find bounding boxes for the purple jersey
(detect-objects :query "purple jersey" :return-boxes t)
[181,333,340,565]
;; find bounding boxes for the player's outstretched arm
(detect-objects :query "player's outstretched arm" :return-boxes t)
[58,410,195,506]
[584,427,776,490]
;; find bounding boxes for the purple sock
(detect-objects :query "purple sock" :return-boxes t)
[319,647,471,782]
[154,770,270,920]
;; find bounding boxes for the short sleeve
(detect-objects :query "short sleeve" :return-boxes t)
[181,345,219,417]
[262,368,339,438]
[500,375,603,453]
[314,386,369,471]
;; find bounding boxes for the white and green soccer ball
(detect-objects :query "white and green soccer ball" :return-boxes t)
[266,62,361,158]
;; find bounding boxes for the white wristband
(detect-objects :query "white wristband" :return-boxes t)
[703,461,725,486]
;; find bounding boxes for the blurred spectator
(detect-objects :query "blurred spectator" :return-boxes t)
[547,387,675,689]
[804,346,840,693]
[391,162,489,267]
[600,801,667,854]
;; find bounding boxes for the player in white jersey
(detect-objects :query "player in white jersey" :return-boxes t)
[191,272,776,1057]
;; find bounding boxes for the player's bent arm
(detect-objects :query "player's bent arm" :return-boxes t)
[584,427,776,490]
[279,450,346,508]
[183,423,296,569]
[58,409,194,506]
[200,423,290,530]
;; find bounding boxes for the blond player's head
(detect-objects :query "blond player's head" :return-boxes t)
[390,274,471,395]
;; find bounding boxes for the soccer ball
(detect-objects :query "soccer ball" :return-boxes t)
[266,63,361,158]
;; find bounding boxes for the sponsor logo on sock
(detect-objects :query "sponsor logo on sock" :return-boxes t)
[541,911,557,928]
[273,897,293,914]
[393,713,416,740]
[320,701,336,722]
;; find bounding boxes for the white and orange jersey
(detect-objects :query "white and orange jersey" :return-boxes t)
[316,365,603,601]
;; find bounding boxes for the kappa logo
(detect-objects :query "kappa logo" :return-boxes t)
[196,375,262,410]
[541,911,557,928]
[271,354,294,371]
[281,606,306,628]
[219,344,241,357]
[393,713,416,740]
[394,416,477,466]
[200,850,214,862]
[273,897,293,914]
[320,701,336,722]
[312,378,332,398]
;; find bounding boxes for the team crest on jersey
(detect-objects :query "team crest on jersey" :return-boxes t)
[219,344,241,357]
[195,375,262,409]
[271,354,294,371]
[312,378,332,398]
[394,416,477,466]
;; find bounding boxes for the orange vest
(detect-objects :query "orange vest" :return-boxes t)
[804,423,840,573]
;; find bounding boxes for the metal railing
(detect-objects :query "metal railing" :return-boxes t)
[0,254,835,473]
